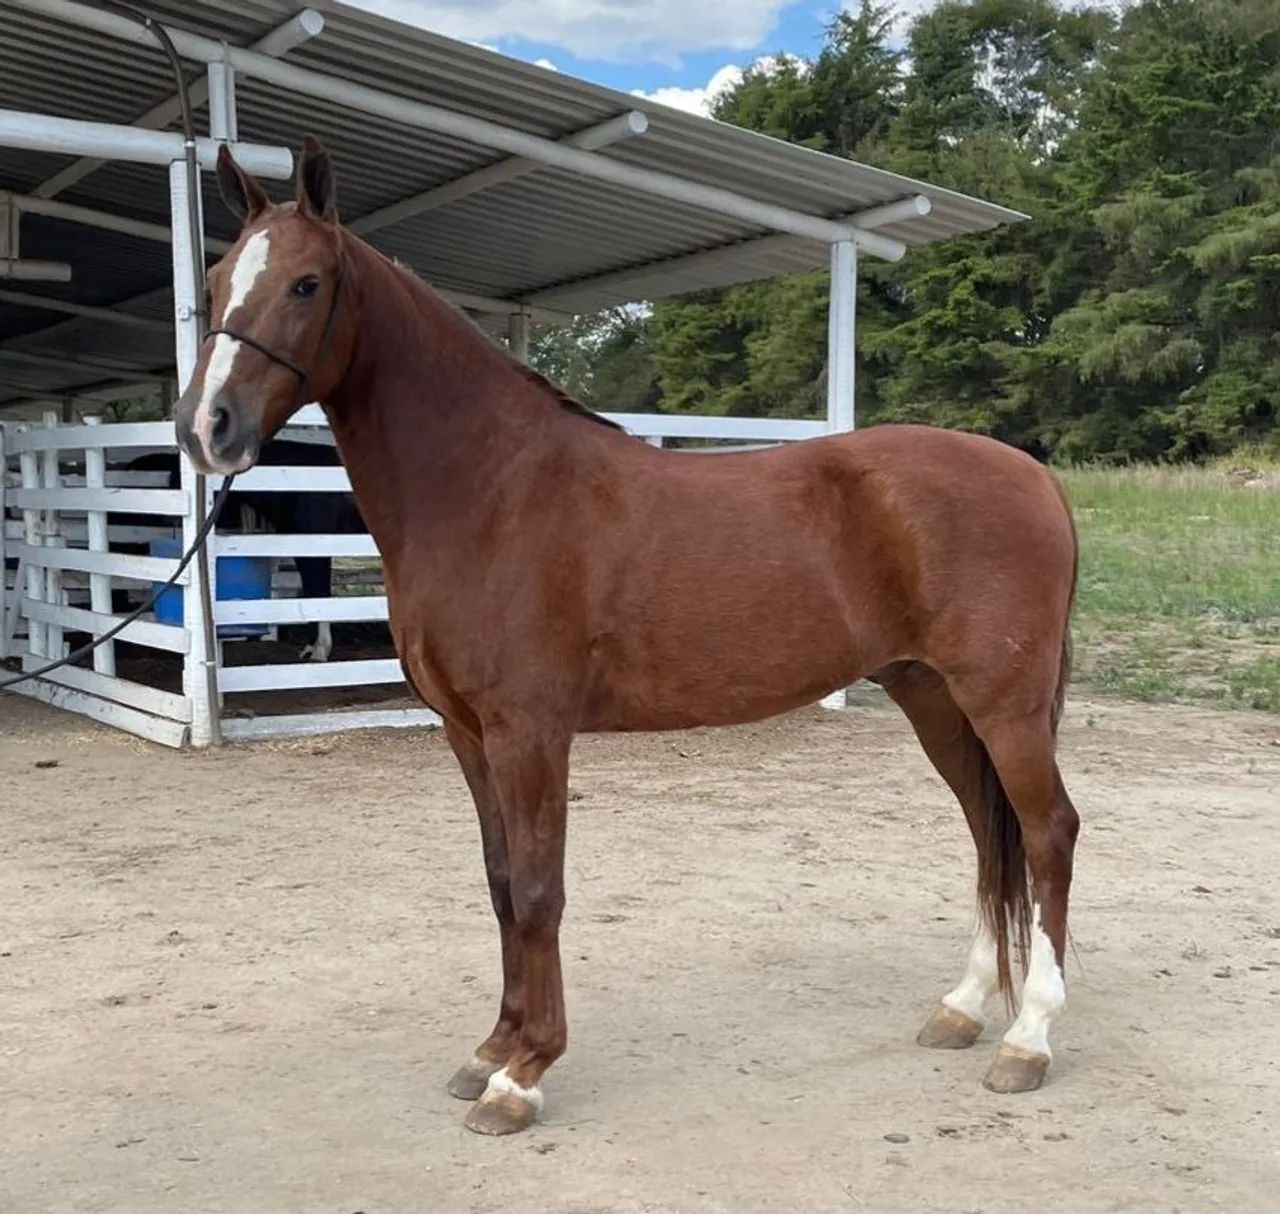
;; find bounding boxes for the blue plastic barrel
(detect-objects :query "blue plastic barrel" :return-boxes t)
[149,537,271,638]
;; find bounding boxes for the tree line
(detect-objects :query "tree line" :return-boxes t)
[532,0,1280,462]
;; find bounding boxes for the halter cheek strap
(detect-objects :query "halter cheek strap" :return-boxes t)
[203,261,345,398]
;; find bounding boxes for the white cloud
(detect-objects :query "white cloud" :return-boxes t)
[342,0,791,64]
[629,56,804,115]
[630,63,744,115]
[533,57,559,71]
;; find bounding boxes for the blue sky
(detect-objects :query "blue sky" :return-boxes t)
[345,2,941,113]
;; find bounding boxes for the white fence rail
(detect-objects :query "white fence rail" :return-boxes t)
[3,408,826,747]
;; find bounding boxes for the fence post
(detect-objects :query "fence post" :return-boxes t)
[17,428,44,658]
[40,408,65,660]
[821,238,859,711]
[170,156,219,747]
[83,414,116,676]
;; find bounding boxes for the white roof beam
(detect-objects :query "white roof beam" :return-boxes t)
[522,197,926,306]
[0,204,568,351]
[0,260,72,282]
[0,288,168,330]
[13,0,900,256]
[0,349,170,382]
[4,191,233,256]
[0,108,292,178]
[30,9,325,200]
[350,110,648,237]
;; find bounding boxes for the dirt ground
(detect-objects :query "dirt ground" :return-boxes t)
[2,690,1278,1214]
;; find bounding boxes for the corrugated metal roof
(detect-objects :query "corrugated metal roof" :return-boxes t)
[0,0,1026,407]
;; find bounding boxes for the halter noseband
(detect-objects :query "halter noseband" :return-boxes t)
[204,263,345,397]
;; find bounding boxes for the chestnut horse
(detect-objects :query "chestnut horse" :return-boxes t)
[174,139,1081,1136]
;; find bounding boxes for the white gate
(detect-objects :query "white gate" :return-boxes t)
[3,408,832,747]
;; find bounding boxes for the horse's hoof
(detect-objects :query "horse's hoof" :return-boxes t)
[464,1090,539,1136]
[982,1044,1050,1093]
[447,1056,502,1102]
[916,1003,984,1049]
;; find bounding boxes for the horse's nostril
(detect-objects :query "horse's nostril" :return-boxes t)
[210,403,232,443]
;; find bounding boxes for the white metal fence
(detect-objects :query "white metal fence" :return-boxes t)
[2,408,828,747]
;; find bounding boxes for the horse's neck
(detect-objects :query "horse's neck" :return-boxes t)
[319,243,565,562]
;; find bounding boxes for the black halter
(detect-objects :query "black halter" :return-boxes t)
[204,263,345,397]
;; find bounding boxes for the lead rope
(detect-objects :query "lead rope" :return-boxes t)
[3,266,347,692]
[1,475,237,691]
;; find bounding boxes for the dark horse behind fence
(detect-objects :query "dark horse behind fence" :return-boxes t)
[117,441,368,660]
[172,138,1081,1137]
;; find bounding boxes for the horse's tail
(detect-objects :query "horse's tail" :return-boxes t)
[977,471,1077,1003]
[975,745,1031,1004]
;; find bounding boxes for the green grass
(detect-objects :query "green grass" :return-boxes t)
[1059,460,1279,713]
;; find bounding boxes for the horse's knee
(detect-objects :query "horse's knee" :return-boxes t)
[510,878,564,932]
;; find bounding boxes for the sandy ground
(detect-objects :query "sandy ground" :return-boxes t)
[1,689,1278,1214]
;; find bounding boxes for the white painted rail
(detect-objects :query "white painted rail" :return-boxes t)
[4,409,828,747]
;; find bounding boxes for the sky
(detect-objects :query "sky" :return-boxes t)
[343,1,948,116]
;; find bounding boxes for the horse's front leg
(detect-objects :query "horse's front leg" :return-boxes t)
[443,720,525,1102]
[464,722,570,1136]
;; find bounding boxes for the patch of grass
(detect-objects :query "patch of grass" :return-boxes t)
[1058,462,1279,713]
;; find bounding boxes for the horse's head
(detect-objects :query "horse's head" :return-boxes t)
[175,136,351,474]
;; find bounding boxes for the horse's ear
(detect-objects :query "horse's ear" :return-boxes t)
[216,144,269,224]
[297,134,338,223]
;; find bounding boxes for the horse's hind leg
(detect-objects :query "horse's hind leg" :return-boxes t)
[442,719,525,1103]
[961,697,1080,1094]
[879,662,998,1049]
[296,557,333,660]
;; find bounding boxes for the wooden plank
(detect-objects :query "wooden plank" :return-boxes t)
[214,595,388,625]
[40,410,65,660]
[5,420,176,454]
[9,542,184,583]
[221,707,441,742]
[7,676,188,748]
[219,658,405,693]
[41,471,174,489]
[20,654,191,721]
[216,533,380,558]
[283,407,824,443]
[19,445,45,656]
[5,520,179,546]
[22,598,188,654]
[214,465,350,492]
[83,416,116,676]
[8,487,187,515]
[603,413,825,441]
[0,422,7,660]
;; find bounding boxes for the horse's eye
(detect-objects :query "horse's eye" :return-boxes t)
[292,276,319,298]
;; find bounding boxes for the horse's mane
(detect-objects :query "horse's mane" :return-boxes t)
[367,241,624,434]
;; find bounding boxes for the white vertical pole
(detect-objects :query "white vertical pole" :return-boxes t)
[826,238,857,434]
[207,57,238,142]
[206,56,237,718]
[822,238,858,711]
[83,414,116,676]
[40,408,65,660]
[507,309,530,363]
[170,157,216,747]
[18,436,44,658]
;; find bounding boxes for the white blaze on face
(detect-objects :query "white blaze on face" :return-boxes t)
[193,228,273,457]
[1002,903,1066,1058]
[941,917,999,1024]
